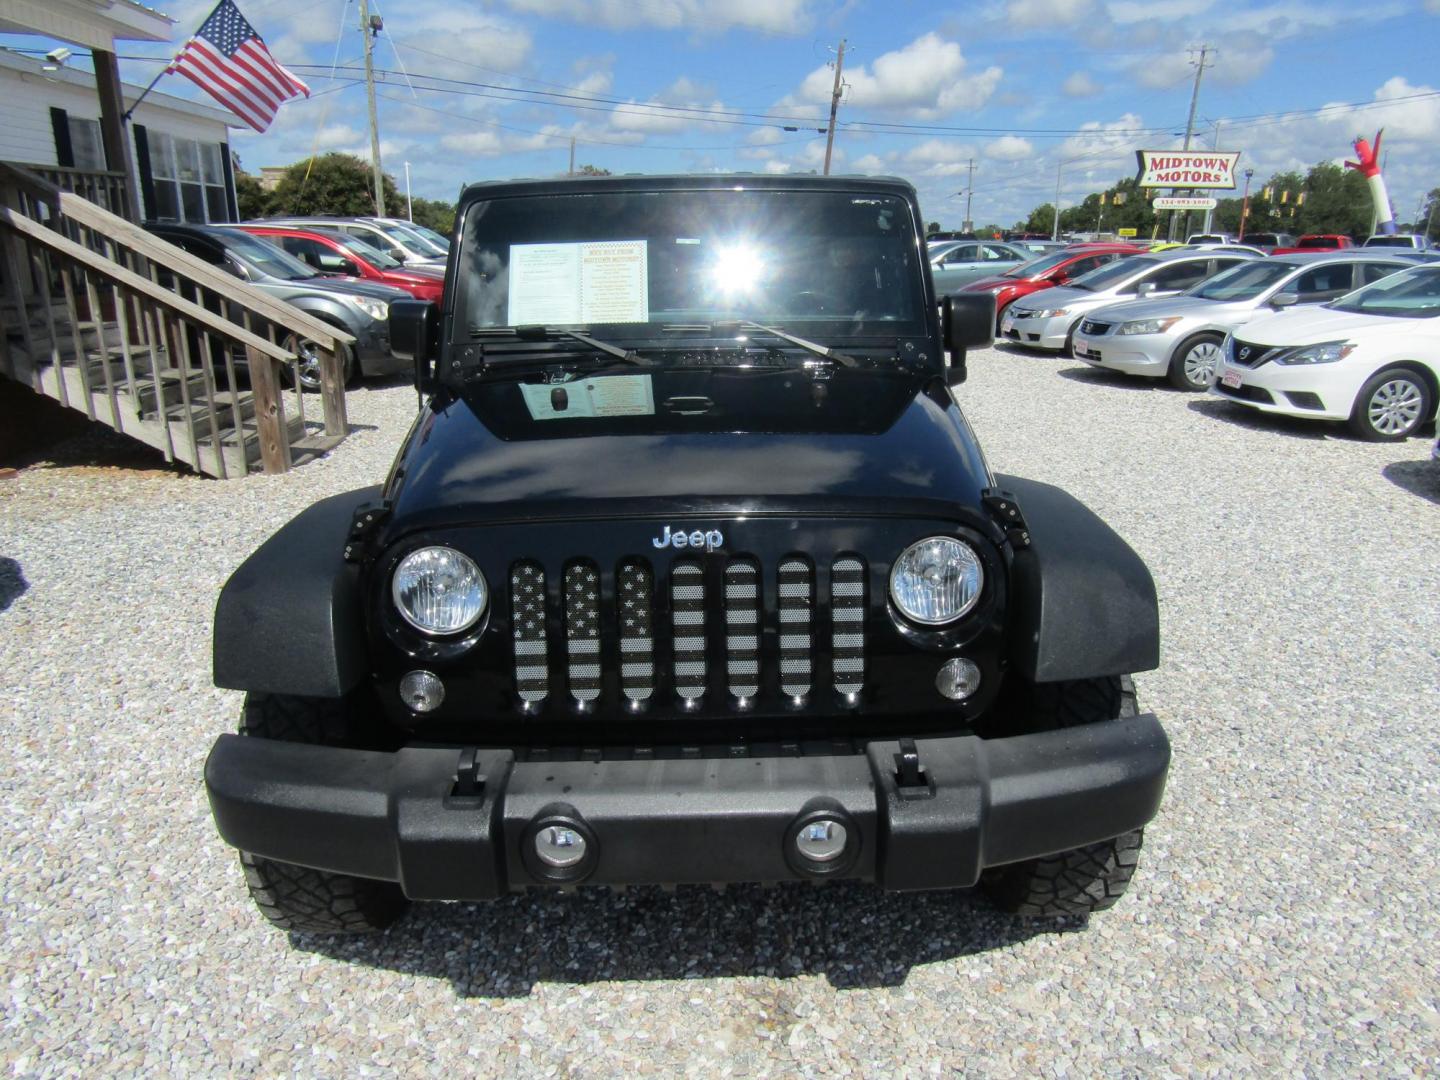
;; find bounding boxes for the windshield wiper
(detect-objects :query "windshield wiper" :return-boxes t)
[664,322,858,367]
[470,325,654,366]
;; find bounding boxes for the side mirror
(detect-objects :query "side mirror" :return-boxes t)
[1270,292,1298,309]
[942,293,995,384]
[1048,271,1069,284]
[1135,281,1157,297]
[389,299,440,393]
[339,258,360,276]
[389,248,407,262]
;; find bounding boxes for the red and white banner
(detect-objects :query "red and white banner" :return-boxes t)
[1135,150,1240,189]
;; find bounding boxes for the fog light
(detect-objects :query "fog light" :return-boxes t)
[936,658,981,701]
[534,825,587,868]
[399,670,444,712]
[794,818,847,863]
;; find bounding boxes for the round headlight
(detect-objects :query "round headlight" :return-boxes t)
[392,547,487,635]
[889,537,983,625]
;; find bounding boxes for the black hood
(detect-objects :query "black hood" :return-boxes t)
[382,368,992,533]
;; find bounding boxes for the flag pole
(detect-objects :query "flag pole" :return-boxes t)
[121,64,171,122]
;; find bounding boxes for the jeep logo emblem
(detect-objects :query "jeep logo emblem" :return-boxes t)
[653,525,724,553]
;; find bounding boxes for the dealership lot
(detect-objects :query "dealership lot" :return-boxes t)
[1,347,1437,1076]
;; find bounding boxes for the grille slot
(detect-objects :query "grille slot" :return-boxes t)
[1080,319,1111,335]
[510,561,548,704]
[671,560,707,702]
[724,559,761,702]
[830,556,867,696]
[778,557,814,698]
[617,560,655,703]
[564,562,601,703]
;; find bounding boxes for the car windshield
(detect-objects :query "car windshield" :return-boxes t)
[1297,237,1341,249]
[1069,256,1156,291]
[1190,260,1298,301]
[1364,236,1416,248]
[377,221,447,257]
[220,230,318,281]
[407,223,451,248]
[1328,266,1440,318]
[331,233,402,269]
[455,188,928,346]
[1246,234,1282,246]
[1003,251,1072,278]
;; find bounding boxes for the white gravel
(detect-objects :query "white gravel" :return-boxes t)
[2,351,1438,1077]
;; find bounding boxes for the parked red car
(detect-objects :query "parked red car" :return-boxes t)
[958,243,1141,324]
[232,224,444,302]
[1270,234,1355,256]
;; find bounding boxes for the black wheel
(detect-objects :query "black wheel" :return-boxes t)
[1167,332,1225,391]
[1347,367,1433,441]
[980,675,1146,917]
[234,692,408,933]
[1062,320,1081,356]
[282,336,357,392]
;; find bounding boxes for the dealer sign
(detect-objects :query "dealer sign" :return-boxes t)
[1135,150,1241,189]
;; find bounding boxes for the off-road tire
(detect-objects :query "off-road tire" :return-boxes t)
[980,674,1146,917]
[235,692,409,934]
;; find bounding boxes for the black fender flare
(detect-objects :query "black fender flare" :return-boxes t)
[995,474,1160,682]
[213,486,380,697]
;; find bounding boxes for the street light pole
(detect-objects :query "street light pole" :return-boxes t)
[1237,168,1254,242]
[404,161,413,222]
[1051,160,1063,241]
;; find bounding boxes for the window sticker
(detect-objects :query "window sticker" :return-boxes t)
[507,240,649,325]
[520,374,656,421]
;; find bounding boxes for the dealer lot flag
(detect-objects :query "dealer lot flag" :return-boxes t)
[167,0,310,133]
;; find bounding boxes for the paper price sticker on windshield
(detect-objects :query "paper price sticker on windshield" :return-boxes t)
[508,241,649,325]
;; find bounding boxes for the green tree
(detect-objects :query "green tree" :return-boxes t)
[576,164,611,176]
[1024,203,1056,234]
[234,170,271,219]
[408,197,455,234]
[1294,161,1371,237]
[268,153,400,217]
[1420,187,1440,242]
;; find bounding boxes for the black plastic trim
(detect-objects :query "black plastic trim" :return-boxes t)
[995,474,1160,682]
[204,713,1169,897]
[212,486,380,697]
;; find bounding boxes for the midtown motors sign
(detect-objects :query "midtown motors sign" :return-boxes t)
[1135,150,1241,189]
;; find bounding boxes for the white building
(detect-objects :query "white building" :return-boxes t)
[0,46,241,222]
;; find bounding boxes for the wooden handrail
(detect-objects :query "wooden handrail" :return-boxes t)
[1,206,292,362]
[0,161,355,352]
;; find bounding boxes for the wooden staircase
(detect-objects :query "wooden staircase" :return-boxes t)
[0,162,357,478]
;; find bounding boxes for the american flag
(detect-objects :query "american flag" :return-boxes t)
[167,0,309,133]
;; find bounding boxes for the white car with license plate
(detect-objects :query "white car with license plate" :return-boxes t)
[999,249,1258,354]
[1210,264,1440,441]
[1071,252,1419,391]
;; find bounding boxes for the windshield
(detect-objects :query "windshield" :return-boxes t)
[455,189,927,343]
[407,223,452,248]
[220,230,318,281]
[1297,236,1342,249]
[1363,236,1417,248]
[1002,251,1072,278]
[1328,266,1440,318]
[1069,256,1156,291]
[1247,234,1282,246]
[331,232,402,269]
[1190,260,1298,301]
[377,221,447,257]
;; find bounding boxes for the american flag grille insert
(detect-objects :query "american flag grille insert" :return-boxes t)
[724,559,761,701]
[617,560,655,702]
[671,560,707,701]
[564,562,601,702]
[778,557,814,698]
[830,557,867,695]
[510,561,548,703]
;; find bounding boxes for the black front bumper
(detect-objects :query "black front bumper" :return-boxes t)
[204,715,1169,899]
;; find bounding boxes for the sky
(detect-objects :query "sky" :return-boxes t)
[10,0,1440,228]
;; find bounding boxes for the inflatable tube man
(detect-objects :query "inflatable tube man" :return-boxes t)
[1345,130,1396,235]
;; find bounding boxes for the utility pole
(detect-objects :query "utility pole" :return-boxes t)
[568,137,576,176]
[1170,43,1212,241]
[822,38,846,176]
[1051,160,1063,240]
[404,161,413,221]
[360,0,385,217]
[1237,167,1254,242]
[963,158,976,232]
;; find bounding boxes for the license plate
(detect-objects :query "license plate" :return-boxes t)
[1075,342,1096,360]
[1000,315,1015,335]
[1221,369,1243,389]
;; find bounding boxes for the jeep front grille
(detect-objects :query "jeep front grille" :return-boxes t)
[508,555,868,712]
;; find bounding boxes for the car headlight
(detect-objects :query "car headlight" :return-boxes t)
[889,537,984,625]
[345,295,390,321]
[392,547,487,635]
[1031,308,1070,318]
[1274,340,1356,365]
[1116,316,1183,335]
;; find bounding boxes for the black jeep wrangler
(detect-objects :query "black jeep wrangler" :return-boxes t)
[206,175,1169,933]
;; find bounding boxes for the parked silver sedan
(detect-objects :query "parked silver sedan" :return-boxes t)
[1000,248,1261,353]
[930,241,1032,294]
[1070,251,1423,390]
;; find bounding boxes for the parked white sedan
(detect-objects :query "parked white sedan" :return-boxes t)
[1210,264,1440,441]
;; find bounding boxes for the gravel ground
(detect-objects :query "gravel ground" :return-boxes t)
[2,349,1438,1077]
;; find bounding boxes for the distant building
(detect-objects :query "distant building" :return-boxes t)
[259,166,287,191]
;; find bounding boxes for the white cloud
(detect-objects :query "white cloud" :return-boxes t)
[1005,0,1101,28]
[762,160,793,174]
[904,139,975,165]
[986,135,1035,161]
[746,127,786,146]
[789,33,1001,117]
[1325,76,1440,141]
[1062,71,1102,98]
[389,10,533,77]
[851,153,887,173]
[498,0,814,33]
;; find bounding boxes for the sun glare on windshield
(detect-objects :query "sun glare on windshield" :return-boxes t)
[709,243,767,297]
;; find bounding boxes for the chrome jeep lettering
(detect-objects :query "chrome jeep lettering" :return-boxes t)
[652,525,724,552]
